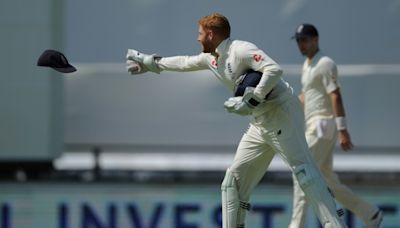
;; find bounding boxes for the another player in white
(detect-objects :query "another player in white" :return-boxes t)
[289,24,383,228]
[126,13,346,228]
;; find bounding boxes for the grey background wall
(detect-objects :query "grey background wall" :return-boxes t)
[63,0,400,149]
[1,0,400,160]
[64,0,400,64]
[0,0,63,160]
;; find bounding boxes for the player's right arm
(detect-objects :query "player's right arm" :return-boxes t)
[157,54,209,72]
[329,89,354,151]
[320,59,353,151]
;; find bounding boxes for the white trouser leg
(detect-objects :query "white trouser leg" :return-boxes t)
[224,96,346,228]
[292,163,346,228]
[221,124,275,228]
[221,169,253,228]
[289,172,308,228]
[289,121,338,228]
[221,169,240,228]
[267,97,346,228]
[311,136,379,225]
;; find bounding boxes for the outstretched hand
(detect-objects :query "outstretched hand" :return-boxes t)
[126,49,162,74]
[126,60,148,75]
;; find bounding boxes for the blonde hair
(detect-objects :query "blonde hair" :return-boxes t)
[198,13,231,38]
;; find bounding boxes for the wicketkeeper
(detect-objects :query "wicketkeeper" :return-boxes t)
[126,13,346,228]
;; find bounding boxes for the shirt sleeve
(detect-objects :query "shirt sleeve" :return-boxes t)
[239,43,283,99]
[320,59,340,94]
[157,53,209,72]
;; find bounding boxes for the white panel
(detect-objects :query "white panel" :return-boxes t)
[0,0,63,160]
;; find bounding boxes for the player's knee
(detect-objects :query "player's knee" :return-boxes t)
[221,168,238,191]
[293,164,316,189]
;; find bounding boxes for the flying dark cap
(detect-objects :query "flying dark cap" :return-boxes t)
[292,24,319,39]
[37,49,77,73]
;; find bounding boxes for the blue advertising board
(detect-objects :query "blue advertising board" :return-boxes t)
[0,183,398,228]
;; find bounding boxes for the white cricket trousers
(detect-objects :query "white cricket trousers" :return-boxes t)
[289,118,378,227]
[225,96,345,228]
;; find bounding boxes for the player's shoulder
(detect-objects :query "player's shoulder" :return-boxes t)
[230,39,260,57]
[316,54,337,69]
[198,52,211,58]
[319,56,335,64]
[231,39,258,49]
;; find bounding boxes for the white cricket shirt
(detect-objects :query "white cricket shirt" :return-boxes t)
[302,51,340,123]
[157,38,293,116]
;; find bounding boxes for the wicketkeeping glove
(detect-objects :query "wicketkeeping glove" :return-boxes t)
[224,87,263,116]
[126,60,148,75]
[126,49,162,74]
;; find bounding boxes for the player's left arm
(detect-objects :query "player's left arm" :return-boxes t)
[330,89,353,151]
[241,44,283,99]
[322,60,354,151]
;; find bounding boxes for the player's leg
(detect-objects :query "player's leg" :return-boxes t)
[311,137,381,226]
[271,97,346,228]
[289,119,337,228]
[221,124,274,228]
[291,162,346,228]
[289,172,308,228]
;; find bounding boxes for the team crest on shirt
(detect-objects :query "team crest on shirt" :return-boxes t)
[211,59,217,68]
[253,54,264,62]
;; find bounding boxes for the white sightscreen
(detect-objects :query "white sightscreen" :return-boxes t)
[0,0,63,160]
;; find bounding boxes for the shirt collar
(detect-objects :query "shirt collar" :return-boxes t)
[215,38,232,56]
[308,50,323,66]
